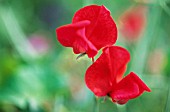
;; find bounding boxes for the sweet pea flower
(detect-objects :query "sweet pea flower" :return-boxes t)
[85,46,151,104]
[119,6,147,42]
[56,5,117,58]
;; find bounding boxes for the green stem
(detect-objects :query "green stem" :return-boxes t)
[164,79,170,112]
[93,96,99,112]
[116,104,126,112]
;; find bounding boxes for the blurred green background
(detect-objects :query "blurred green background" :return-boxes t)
[0,0,170,112]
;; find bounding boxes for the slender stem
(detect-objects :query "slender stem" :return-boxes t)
[92,57,94,63]
[116,104,126,112]
[93,96,99,112]
[164,79,170,112]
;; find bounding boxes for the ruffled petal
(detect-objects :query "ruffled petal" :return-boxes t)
[73,5,117,50]
[56,20,97,58]
[130,72,151,94]
[85,51,112,96]
[110,72,151,104]
[85,46,130,96]
[103,46,130,83]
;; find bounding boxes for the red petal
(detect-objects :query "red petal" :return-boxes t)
[110,72,151,104]
[56,20,97,58]
[85,52,112,96]
[85,46,130,96]
[103,46,130,83]
[119,5,147,40]
[73,5,117,50]
[130,72,151,94]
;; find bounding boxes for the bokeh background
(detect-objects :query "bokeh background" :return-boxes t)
[0,0,170,112]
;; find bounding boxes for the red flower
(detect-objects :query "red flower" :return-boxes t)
[119,5,147,41]
[56,5,117,58]
[85,46,151,104]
